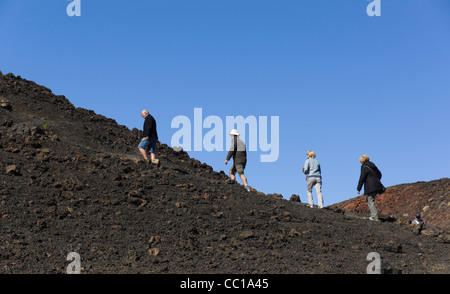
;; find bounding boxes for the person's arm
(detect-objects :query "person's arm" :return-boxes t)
[357,165,367,194]
[225,138,236,163]
[143,118,151,139]
[303,160,310,175]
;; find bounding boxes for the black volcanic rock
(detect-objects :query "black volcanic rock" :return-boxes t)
[0,72,449,274]
[330,179,450,233]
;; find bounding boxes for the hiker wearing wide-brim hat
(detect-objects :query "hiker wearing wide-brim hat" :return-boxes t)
[225,129,250,191]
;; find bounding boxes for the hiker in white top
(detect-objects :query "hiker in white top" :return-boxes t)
[302,150,324,208]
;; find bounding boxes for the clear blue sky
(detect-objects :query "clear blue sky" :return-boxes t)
[1,0,449,205]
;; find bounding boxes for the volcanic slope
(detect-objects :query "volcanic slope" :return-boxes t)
[0,72,448,274]
[330,178,450,233]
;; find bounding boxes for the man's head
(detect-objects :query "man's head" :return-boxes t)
[141,109,149,118]
[307,150,316,159]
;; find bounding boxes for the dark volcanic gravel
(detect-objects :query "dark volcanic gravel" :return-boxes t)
[0,72,448,274]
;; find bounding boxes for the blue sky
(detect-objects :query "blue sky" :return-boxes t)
[1,0,449,205]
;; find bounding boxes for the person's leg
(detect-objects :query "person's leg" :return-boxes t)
[235,164,247,184]
[234,164,250,191]
[138,138,150,161]
[239,174,248,185]
[366,192,379,221]
[229,165,236,181]
[148,138,159,164]
[315,179,324,208]
[139,148,149,161]
[306,178,314,208]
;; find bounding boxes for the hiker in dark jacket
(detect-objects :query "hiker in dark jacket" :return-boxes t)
[138,109,159,166]
[225,129,250,191]
[357,155,384,221]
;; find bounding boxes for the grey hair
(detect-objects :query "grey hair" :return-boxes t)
[141,109,149,115]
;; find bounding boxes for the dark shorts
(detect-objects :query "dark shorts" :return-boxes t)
[138,137,157,154]
[230,163,245,176]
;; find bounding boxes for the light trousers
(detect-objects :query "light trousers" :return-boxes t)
[307,177,323,208]
[366,191,379,220]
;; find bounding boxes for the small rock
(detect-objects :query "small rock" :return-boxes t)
[238,230,254,240]
[212,211,224,218]
[396,215,410,225]
[271,252,282,258]
[436,234,449,244]
[268,193,283,199]
[40,148,51,154]
[381,240,403,253]
[128,188,144,198]
[203,193,211,201]
[175,201,186,208]
[289,229,301,237]
[149,236,161,244]
[5,165,20,175]
[148,248,160,256]
[225,179,235,185]
[290,194,301,202]
[0,96,12,111]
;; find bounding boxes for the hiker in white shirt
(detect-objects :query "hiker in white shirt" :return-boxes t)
[302,150,324,208]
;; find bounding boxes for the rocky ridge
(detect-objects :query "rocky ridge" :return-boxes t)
[330,179,449,235]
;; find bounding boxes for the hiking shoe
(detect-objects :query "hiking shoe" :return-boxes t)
[369,216,379,221]
[245,185,251,192]
[152,159,160,167]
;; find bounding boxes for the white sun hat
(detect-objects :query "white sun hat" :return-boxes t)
[229,129,240,136]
